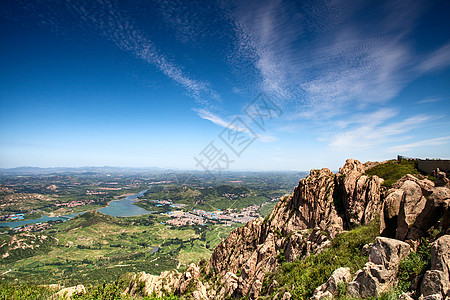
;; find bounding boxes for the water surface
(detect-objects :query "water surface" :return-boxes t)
[0,213,84,228]
[97,190,153,217]
[0,190,152,227]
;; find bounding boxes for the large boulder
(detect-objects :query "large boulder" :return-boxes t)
[396,180,428,240]
[434,169,450,188]
[380,189,404,237]
[379,173,450,241]
[347,237,410,298]
[369,237,411,269]
[406,188,450,240]
[421,235,450,299]
[311,267,352,300]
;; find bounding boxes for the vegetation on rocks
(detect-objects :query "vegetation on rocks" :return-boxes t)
[0,281,54,300]
[365,160,420,187]
[397,239,431,293]
[261,218,379,299]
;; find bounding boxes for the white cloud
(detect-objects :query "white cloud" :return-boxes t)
[418,42,450,73]
[258,134,277,143]
[194,108,277,143]
[70,0,220,106]
[335,108,398,129]
[388,136,450,153]
[225,0,446,120]
[194,108,231,129]
[329,111,431,151]
[416,97,444,104]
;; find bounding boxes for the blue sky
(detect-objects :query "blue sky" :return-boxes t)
[1,0,449,171]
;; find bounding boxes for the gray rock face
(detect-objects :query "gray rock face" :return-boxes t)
[348,237,410,298]
[408,187,450,240]
[421,235,450,299]
[369,237,411,269]
[311,267,351,300]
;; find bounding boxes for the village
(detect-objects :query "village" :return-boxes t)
[0,213,25,221]
[55,199,95,208]
[164,203,267,227]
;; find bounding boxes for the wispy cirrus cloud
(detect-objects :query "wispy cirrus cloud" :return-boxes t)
[224,0,447,119]
[329,110,432,151]
[194,108,277,143]
[158,0,224,46]
[193,108,232,129]
[417,42,450,73]
[416,96,445,104]
[69,0,220,106]
[388,136,450,153]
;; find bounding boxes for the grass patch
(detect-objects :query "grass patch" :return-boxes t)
[261,219,379,299]
[258,202,278,218]
[397,239,431,293]
[0,281,54,300]
[365,160,420,187]
[0,280,179,300]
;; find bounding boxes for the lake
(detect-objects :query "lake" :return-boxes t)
[0,190,153,228]
[97,189,154,217]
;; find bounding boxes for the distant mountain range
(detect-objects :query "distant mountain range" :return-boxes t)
[0,166,168,175]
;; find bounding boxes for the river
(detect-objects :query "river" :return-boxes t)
[0,212,84,228]
[0,189,152,228]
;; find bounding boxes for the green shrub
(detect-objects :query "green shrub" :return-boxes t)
[397,239,431,293]
[261,219,379,299]
[365,160,420,187]
[0,282,53,300]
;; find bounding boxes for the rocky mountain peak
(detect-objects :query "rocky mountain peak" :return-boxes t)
[133,159,449,300]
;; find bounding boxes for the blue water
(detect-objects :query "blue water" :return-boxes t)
[0,190,152,228]
[0,212,84,228]
[97,190,153,217]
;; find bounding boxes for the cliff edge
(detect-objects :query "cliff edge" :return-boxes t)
[125,159,449,300]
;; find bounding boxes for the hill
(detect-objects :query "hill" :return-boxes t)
[2,159,449,299]
[132,159,449,300]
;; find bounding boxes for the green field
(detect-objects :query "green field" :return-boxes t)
[0,211,238,286]
[0,170,297,290]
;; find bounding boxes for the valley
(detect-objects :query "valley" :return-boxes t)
[0,169,302,287]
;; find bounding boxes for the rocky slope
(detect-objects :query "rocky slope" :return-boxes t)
[115,159,449,299]
[200,159,386,298]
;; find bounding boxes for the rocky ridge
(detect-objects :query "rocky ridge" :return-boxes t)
[111,159,449,299]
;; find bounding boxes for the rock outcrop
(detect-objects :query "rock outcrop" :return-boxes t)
[347,237,411,297]
[54,285,85,298]
[126,270,181,297]
[334,159,384,226]
[133,159,449,299]
[434,169,450,188]
[187,159,384,298]
[312,267,352,300]
[380,174,450,241]
[421,235,450,299]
